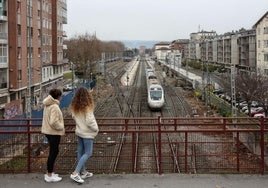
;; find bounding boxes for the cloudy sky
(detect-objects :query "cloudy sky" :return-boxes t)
[64,0,268,41]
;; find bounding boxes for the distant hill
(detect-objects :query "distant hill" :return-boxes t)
[121,40,160,49]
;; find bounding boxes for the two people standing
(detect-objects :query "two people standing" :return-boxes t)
[41,87,99,184]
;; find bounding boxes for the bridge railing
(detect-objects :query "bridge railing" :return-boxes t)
[0,116,267,174]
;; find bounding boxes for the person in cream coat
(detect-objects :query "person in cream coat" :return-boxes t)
[41,88,65,183]
[69,87,99,184]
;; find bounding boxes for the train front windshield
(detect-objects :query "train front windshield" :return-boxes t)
[150,90,162,100]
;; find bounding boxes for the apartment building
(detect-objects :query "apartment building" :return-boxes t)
[154,42,171,62]
[0,0,67,118]
[254,11,268,75]
[170,39,189,54]
[0,0,8,117]
[185,31,217,61]
[153,12,267,78]
[197,29,256,73]
[237,29,256,72]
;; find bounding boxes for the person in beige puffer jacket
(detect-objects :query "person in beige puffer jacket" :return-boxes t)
[69,87,99,184]
[41,88,65,183]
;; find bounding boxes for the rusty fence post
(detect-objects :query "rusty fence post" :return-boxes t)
[131,119,136,173]
[236,132,240,172]
[158,116,162,174]
[27,119,31,173]
[260,117,265,174]
[185,132,188,173]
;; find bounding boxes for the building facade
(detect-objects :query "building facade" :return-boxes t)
[0,0,67,118]
[254,11,268,75]
[197,29,256,73]
[154,42,171,62]
[0,0,8,117]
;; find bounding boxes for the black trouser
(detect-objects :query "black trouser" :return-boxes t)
[45,134,61,173]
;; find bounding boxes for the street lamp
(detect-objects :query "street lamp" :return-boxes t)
[126,72,129,88]
[70,62,74,90]
[265,98,267,117]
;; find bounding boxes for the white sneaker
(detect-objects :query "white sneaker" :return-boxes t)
[81,171,93,179]
[52,172,59,177]
[44,174,62,183]
[70,173,84,183]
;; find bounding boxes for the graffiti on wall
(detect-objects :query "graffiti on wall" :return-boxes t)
[4,100,22,119]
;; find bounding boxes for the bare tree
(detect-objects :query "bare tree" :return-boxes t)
[65,33,101,82]
[65,34,126,82]
[253,75,268,116]
[219,71,268,116]
[101,41,125,53]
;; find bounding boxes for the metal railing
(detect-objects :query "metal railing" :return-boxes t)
[0,116,267,174]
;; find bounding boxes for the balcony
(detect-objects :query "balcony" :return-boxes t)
[0,82,7,89]
[0,9,7,22]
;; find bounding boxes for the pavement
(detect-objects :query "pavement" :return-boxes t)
[1,173,268,188]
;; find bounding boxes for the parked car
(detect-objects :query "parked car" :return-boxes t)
[225,95,231,103]
[236,101,248,109]
[254,113,265,118]
[251,101,259,107]
[241,105,249,112]
[63,84,73,91]
[241,103,260,112]
[213,89,223,95]
[244,107,264,116]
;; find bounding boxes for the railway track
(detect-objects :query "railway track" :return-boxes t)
[110,59,143,173]
[1,58,265,174]
[112,58,189,174]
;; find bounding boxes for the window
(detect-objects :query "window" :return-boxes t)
[264,40,268,48]
[258,53,261,61]
[0,44,7,63]
[0,69,7,89]
[258,28,261,35]
[264,27,268,34]
[17,47,21,59]
[0,23,5,33]
[18,25,21,35]
[264,69,268,76]
[47,67,49,77]
[38,10,40,18]
[264,54,268,62]
[0,70,7,83]
[18,70,22,80]
[17,2,21,13]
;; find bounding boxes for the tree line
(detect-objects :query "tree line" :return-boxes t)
[64,33,125,81]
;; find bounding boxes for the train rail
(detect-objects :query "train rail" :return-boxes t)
[1,58,267,175]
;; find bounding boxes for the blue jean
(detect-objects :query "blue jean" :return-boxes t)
[75,136,93,173]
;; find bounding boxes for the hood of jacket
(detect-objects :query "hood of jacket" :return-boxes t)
[43,95,59,106]
[41,94,65,136]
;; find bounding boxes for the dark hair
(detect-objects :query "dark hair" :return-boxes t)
[49,88,62,100]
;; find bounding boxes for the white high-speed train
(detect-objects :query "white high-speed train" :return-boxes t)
[146,67,165,110]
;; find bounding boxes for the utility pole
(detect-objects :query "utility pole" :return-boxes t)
[101,52,106,80]
[231,65,237,118]
[201,30,206,103]
[26,0,33,118]
[71,62,74,90]
[206,40,211,113]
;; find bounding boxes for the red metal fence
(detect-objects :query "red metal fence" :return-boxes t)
[0,117,267,174]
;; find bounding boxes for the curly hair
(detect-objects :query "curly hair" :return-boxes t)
[70,87,94,115]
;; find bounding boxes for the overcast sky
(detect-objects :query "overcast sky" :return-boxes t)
[64,0,268,41]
